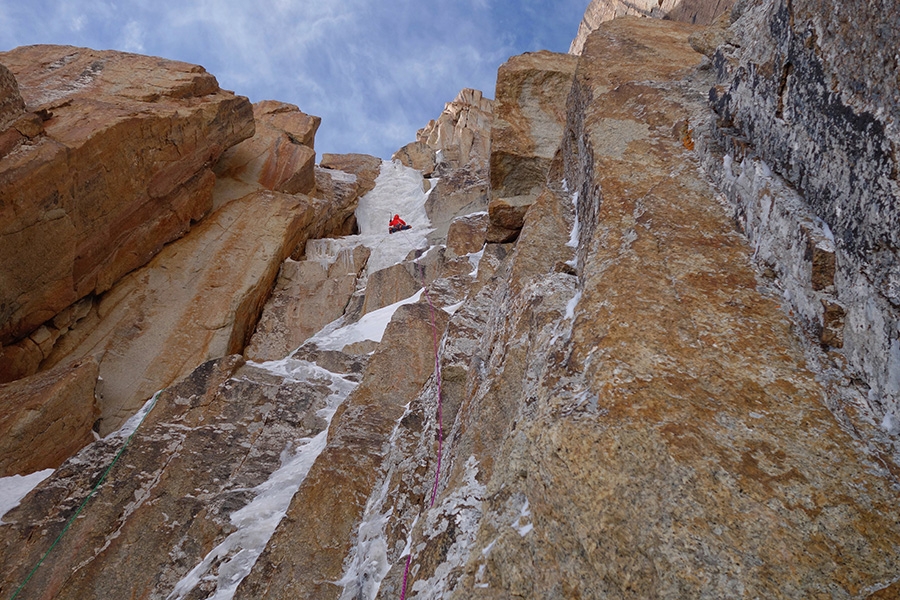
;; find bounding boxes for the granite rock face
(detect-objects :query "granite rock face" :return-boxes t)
[2,9,900,600]
[40,189,329,435]
[0,46,361,440]
[489,50,577,242]
[214,100,319,205]
[369,18,900,598]
[0,358,99,478]
[0,62,35,161]
[705,0,900,423]
[0,354,359,600]
[319,153,382,199]
[0,45,254,356]
[244,244,371,362]
[570,0,736,54]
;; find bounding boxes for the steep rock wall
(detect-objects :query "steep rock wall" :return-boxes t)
[0,46,254,367]
[362,18,900,598]
[488,51,577,243]
[2,10,900,600]
[704,0,900,423]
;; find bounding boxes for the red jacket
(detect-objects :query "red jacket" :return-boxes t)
[389,214,406,227]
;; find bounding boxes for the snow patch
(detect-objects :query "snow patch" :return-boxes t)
[324,168,358,184]
[302,161,433,277]
[882,412,895,433]
[108,392,160,440]
[467,248,485,277]
[0,469,55,524]
[443,300,465,315]
[512,498,533,537]
[567,191,580,249]
[353,160,433,274]
[723,154,735,181]
[307,289,424,351]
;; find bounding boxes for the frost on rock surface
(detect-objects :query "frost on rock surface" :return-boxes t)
[410,456,486,599]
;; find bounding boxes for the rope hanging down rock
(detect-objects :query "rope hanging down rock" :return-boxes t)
[396,231,446,600]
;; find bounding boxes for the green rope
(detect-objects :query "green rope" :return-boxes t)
[9,391,162,600]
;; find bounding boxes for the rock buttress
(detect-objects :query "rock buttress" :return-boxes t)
[0,45,254,359]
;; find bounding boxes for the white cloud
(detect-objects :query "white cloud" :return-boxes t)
[0,0,585,159]
[71,15,86,32]
[119,20,144,53]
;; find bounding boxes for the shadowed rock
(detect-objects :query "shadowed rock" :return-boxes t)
[0,357,99,477]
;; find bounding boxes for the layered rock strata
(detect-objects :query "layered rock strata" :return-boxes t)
[0,46,254,371]
[0,52,358,439]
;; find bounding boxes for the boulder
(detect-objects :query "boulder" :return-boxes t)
[359,263,423,316]
[423,163,490,242]
[311,167,360,240]
[446,213,488,257]
[319,153,381,198]
[0,45,254,355]
[392,140,436,176]
[214,100,319,206]
[0,357,99,477]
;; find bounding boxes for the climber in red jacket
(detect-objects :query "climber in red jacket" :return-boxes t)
[389,214,411,234]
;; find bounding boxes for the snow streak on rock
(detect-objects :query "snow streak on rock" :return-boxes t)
[167,363,357,600]
[410,456,486,599]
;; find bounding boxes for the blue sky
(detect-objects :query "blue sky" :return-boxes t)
[0,0,588,159]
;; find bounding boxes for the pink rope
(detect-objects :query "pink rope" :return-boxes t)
[400,257,445,599]
[400,554,412,600]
